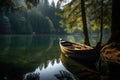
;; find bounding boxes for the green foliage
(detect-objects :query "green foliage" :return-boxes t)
[0,0,40,12]
[45,17,55,32]
[58,0,82,32]
[28,10,55,34]
[0,0,66,34]
[0,13,11,34]
[86,0,112,31]
[58,0,112,32]
[17,17,26,33]
[6,12,33,34]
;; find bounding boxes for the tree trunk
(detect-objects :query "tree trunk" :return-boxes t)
[81,0,90,46]
[99,0,103,43]
[108,0,120,43]
[101,0,120,63]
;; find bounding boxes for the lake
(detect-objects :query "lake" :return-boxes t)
[0,35,120,80]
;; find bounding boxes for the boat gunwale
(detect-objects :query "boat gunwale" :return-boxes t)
[59,40,94,51]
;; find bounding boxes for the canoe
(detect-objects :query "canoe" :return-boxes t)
[59,38,100,63]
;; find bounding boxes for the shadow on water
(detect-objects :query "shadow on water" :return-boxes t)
[96,60,120,80]
[0,62,24,80]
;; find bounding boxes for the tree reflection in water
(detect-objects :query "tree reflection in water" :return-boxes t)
[23,54,99,80]
[23,72,40,80]
[23,59,68,80]
[39,59,60,70]
[54,70,77,80]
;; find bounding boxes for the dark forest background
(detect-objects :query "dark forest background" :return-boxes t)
[0,0,66,34]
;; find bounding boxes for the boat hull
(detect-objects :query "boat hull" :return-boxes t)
[59,40,100,63]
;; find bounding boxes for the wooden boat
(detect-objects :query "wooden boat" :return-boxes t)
[59,38,100,63]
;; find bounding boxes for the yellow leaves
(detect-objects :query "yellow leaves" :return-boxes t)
[58,0,111,33]
[90,18,110,31]
[104,25,109,29]
[58,0,84,33]
[90,20,100,31]
[77,17,83,30]
[64,26,76,33]
[91,24,98,31]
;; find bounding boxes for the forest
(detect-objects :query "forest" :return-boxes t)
[0,0,120,66]
[0,0,66,34]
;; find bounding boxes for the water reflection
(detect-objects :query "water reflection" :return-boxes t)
[60,53,99,80]
[54,70,75,80]
[0,35,60,64]
[23,72,40,80]
[23,53,99,80]
[0,35,61,80]
[0,35,119,80]
[23,59,74,80]
[23,53,100,80]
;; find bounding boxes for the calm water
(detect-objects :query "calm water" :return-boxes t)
[0,35,120,80]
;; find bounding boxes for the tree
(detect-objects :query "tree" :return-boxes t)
[58,0,112,46]
[108,0,120,43]
[58,0,90,45]
[0,0,39,12]
[86,0,112,44]
[81,0,90,45]
[100,0,120,63]
[0,0,64,34]
[99,0,103,43]
[0,12,11,34]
